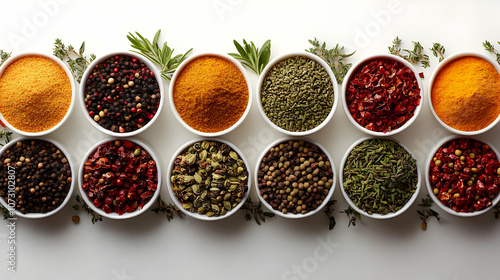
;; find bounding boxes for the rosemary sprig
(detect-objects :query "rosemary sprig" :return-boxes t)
[127,29,192,81]
[417,195,441,231]
[0,50,11,67]
[228,39,271,75]
[151,195,184,221]
[483,40,500,65]
[241,197,275,225]
[341,206,360,227]
[306,38,355,84]
[388,36,430,68]
[53,39,96,83]
[430,42,446,62]
[323,200,337,230]
[72,195,103,224]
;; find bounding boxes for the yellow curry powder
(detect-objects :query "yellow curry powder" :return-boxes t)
[431,56,500,132]
[173,56,249,133]
[0,55,72,133]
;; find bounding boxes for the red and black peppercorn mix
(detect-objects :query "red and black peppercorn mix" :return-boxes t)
[345,58,421,133]
[82,140,158,215]
[429,138,500,213]
[84,55,160,133]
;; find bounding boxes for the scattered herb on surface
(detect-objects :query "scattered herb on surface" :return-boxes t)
[483,40,500,65]
[324,200,337,230]
[53,39,96,83]
[241,197,275,225]
[430,42,446,62]
[228,39,271,75]
[341,206,360,227]
[151,196,184,221]
[72,194,103,224]
[0,50,11,67]
[306,38,355,84]
[388,36,430,68]
[417,195,441,231]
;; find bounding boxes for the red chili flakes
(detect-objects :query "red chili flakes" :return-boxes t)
[345,58,421,133]
[429,138,500,213]
[81,140,158,215]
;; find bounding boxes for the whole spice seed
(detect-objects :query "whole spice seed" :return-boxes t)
[0,55,72,133]
[429,138,500,213]
[170,141,249,217]
[84,55,160,133]
[345,58,421,133]
[343,139,418,215]
[81,140,158,215]
[431,56,500,132]
[0,140,72,214]
[257,140,334,215]
[261,56,334,132]
[173,56,249,133]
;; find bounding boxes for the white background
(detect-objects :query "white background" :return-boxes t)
[1,0,500,279]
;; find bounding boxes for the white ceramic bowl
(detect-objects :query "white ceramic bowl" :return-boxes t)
[0,53,75,136]
[255,138,336,219]
[429,52,500,135]
[79,51,164,137]
[339,137,421,219]
[256,52,338,136]
[78,138,161,219]
[169,53,252,137]
[425,135,500,217]
[342,54,423,136]
[166,138,251,221]
[0,137,75,218]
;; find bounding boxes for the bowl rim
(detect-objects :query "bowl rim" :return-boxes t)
[255,51,339,136]
[79,51,165,137]
[424,135,500,217]
[254,137,337,219]
[166,138,251,221]
[341,53,424,136]
[77,137,162,219]
[0,52,76,137]
[168,53,253,137]
[339,136,421,219]
[428,52,500,136]
[0,137,75,218]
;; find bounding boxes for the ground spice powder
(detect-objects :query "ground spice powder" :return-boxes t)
[431,56,500,131]
[173,56,248,133]
[0,55,72,133]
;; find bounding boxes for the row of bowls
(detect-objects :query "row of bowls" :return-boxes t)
[1,50,499,139]
[2,134,499,220]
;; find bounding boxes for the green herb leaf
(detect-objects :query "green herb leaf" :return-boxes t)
[0,50,11,67]
[306,38,355,84]
[416,194,441,230]
[73,194,103,224]
[483,40,500,65]
[151,195,184,221]
[341,206,360,227]
[388,37,430,68]
[323,200,337,230]
[53,39,94,83]
[240,196,275,225]
[229,39,271,75]
[430,42,446,62]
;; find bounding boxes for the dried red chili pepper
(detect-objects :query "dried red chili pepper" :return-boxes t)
[345,58,421,133]
[429,138,500,213]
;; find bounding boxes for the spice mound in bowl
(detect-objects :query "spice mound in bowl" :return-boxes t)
[79,139,160,219]
[340,138,420,219]
[429,53,500,135]
[426,137,500,217]
[170,54,251,136]
[343,54,422,136]
[0,53,74,136]
[167,139,250,221]
[257,52,338,136]
[81,52,163,136]
[255,139,336,218]
[0,138,74,218]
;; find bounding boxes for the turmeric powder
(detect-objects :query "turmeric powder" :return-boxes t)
[0,55,72,133]
[431,56,500,131]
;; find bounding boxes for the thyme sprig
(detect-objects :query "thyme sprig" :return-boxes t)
[417,195,441,231]
[72,195,103,224]
[341,206,360,227]
[241,197,275,225]
[53,39,96,83]
[323,200,337,230]
[0,131,12,147]
[151,195,184,221]
[430,43,446,62]
[306,38,355,84]
[483,40,500,65]
[0,50,11,67]
[388,36,430,68]
[228,39,271,75]
[127,29,192,81]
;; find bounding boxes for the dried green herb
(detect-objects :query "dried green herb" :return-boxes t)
[241,197,275,225]
[127,29,192,81]
[341,206,360,227]
[306,38,355,84]
[430,43,446,62]
[417,195,441,231]
[0,50,11,67]
[324,200,337,230]
[151,195,184,221]
[53,39,96,83]
[388,36,430,68]
[483,40,500,65]
[72,194,103,224]
[228,39,271,75]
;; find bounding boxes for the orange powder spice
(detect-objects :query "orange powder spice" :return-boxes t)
[0,55,72,133]
[173,56,249,133]
[431,56,500,131]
